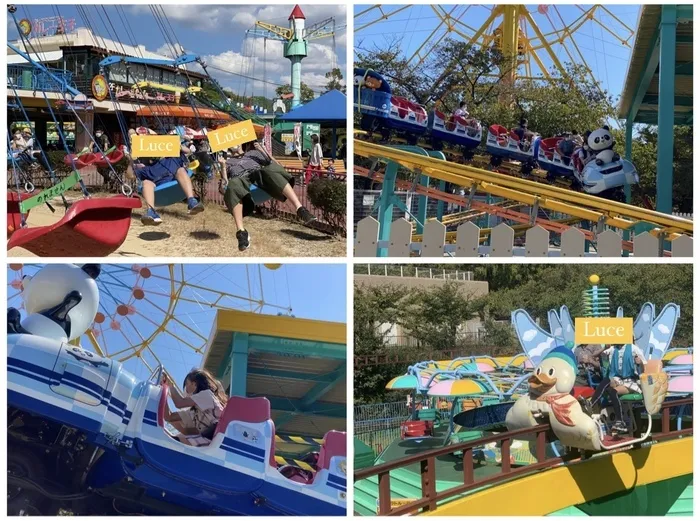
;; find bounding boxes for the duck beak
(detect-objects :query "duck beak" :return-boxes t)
[529,373,557,394]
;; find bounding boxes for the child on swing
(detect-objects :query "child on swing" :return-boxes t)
[218,140,316,251]
[125,129,204,225]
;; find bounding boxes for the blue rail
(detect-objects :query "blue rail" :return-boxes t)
[7,64,75,95]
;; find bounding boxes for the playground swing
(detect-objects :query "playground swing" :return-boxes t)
[6,34,140,257]
[100,57,204,209]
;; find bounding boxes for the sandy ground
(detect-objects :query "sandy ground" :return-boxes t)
[9,198,346,258]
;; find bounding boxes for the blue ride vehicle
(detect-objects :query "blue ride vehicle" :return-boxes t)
[354,68,481,154]
[7,264,347,516]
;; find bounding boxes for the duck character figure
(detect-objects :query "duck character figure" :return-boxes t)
[507,346,604,451]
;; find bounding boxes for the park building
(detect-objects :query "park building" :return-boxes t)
[7,20,232,152]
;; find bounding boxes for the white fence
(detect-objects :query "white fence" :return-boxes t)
[354,217,693,257]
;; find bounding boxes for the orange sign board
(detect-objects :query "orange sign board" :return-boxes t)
[207,120,257,153]
[574,317,633,345]
[131,135,181,158]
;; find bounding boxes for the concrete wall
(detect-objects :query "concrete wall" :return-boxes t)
[355,274,489,298]
[355,274,489,342]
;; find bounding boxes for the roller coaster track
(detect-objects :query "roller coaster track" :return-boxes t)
[356,166,641,253]
[355,140,693,238]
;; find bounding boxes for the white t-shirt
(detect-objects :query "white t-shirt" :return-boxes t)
[454,107,468,118]
[604,344,646,374]
[310,143,323,167]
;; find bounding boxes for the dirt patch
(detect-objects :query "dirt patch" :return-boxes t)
[8,194,345,258]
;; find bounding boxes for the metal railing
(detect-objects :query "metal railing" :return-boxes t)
[355,264,474,280]
[8,64,75,94]
[355,397,693,516]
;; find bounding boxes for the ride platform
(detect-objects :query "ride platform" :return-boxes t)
[354,399,692,516]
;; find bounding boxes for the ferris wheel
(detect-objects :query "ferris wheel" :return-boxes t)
[355,4,636,95]
[7,263,292,382]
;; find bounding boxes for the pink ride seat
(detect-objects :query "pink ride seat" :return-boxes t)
[316,430,347,472]
[214,396,275,467]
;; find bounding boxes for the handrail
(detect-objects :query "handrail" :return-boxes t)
[355,140,693,234]
[355,397,693,516]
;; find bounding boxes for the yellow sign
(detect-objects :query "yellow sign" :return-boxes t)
[575,317,633,345]
[377,498,416,514]
[91,75,108,101]
[19,19,32,36]
[207,120,257,153]
[131,135,181,158]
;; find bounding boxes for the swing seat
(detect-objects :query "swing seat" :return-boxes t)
[249,183,273,205]
[63,153,99,169]
[7,192,33,236]
[93,149,125,168]
[140,169,195,208]
[7,196,141,257]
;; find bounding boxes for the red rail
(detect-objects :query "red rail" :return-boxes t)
[355,397,693,516]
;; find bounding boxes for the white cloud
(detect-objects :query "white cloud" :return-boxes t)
[133,5,347,99]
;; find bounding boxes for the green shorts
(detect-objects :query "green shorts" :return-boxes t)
[223,162,295,215]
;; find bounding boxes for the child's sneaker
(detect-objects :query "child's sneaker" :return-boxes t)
[187,197,204,215]
[296,206,316,225]
[236,229,250,251]
[141,207,162,226]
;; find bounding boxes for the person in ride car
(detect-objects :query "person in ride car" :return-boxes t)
[587,343,646,434]
[163,368,227,446]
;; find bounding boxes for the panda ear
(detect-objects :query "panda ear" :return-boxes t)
[81,264,101,280]
[602,125,610,131]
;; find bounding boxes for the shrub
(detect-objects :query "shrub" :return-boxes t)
[307,178,346,233]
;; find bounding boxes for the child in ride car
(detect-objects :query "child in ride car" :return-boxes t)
[587,343,646,433]
[163,368,227,446]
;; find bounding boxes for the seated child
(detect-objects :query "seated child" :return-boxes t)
[125,129,204,225]
[327,159,336,178]
[588,343,646,433]
[163,369,227,447]
[218,141,316,251]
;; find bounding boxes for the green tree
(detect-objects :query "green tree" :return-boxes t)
[275,82,315,102]
[613,124,692,212]
[324,67,346,94]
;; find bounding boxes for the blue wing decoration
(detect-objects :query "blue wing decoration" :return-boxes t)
[559,306,575,346]
[633,303,655,354]
[647,303,680,360]
[512,309,556,365]
[548,309,564,345]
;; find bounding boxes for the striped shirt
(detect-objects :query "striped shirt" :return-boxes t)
[225,149,270,178]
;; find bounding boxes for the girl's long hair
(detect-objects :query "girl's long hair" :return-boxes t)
[184,368,228,406]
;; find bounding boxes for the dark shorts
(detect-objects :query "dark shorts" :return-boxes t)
[224,162,294,216]
[135,157,186,186]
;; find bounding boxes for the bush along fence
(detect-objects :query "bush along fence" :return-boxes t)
[354,216,692,258]
[10,159,346,236]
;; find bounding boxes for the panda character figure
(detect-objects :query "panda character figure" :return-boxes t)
[7,264,101,343]
[588,126,620,166]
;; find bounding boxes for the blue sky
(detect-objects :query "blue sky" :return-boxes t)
[7,263,346,387]
[9,4,347,95]
[354,4,639,100]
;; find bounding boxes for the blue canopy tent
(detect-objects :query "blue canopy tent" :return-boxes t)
[278,89,346,159]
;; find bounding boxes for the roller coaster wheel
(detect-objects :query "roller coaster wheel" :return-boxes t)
[490,155,502,168]
[406,134,418,146]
